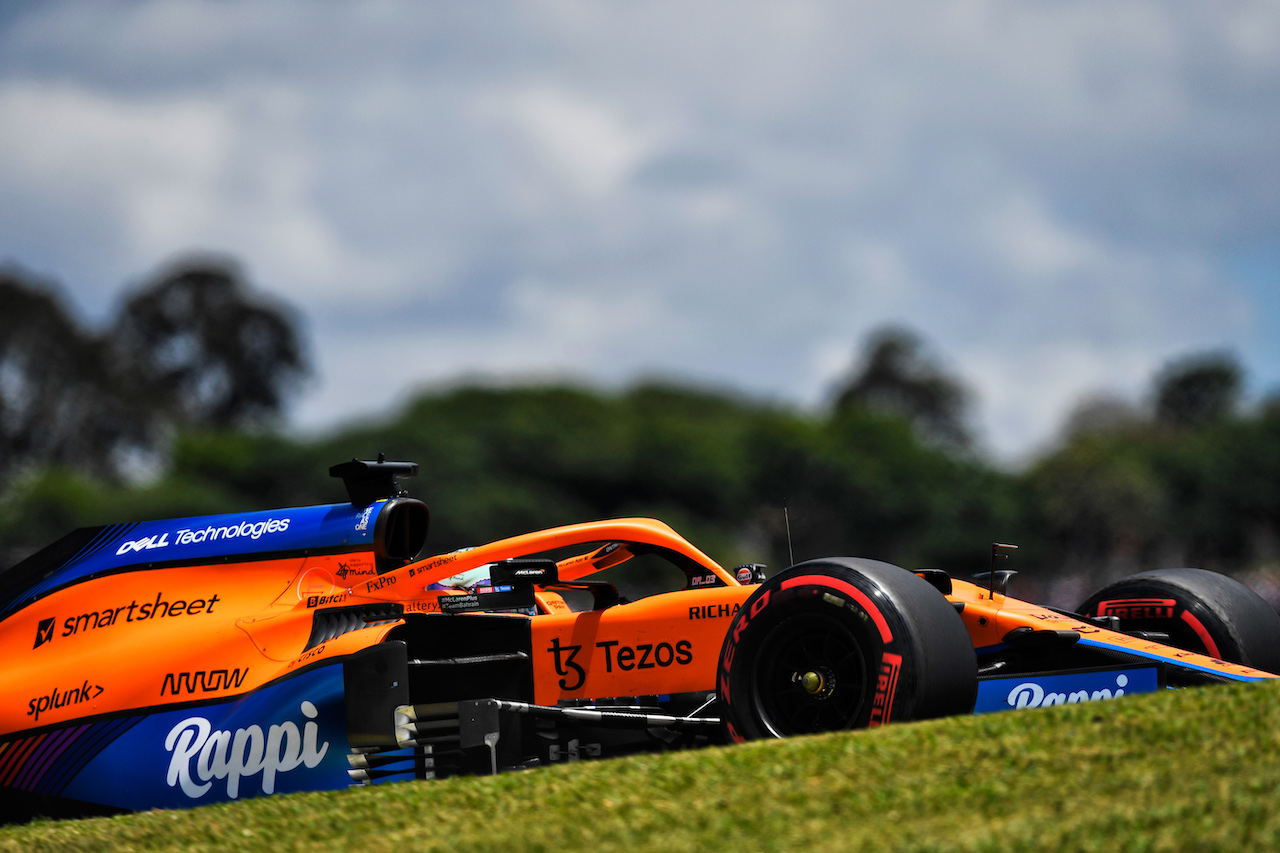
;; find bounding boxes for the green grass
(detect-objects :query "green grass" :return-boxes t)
[6,681,1280,852]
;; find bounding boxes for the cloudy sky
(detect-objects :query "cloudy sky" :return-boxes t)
[2,1,1278,463]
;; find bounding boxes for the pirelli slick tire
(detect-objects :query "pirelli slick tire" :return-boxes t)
[717,558,977,742]
[1077,568,1280,673]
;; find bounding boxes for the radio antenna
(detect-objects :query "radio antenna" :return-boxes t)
[783,499,795,566]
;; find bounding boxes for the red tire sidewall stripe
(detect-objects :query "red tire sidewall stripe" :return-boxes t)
[780,574,894,644]
[1180,609,1223,659]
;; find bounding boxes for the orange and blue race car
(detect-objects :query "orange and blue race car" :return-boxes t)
[3,458,1279,821]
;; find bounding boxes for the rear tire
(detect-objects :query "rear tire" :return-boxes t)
[717,558,977,742]
[1077,568,1280,673]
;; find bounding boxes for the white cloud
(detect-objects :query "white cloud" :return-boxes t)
[482,87,661,199]
[1,0,1278,461]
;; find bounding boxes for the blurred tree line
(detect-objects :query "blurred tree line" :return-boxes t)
[3,261,1280,607]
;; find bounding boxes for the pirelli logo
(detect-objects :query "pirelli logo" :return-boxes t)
[161,668,250,696]
[1095,598,1177,620]
[868,653,902,728]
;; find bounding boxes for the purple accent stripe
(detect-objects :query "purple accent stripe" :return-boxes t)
[13,726,79,791]
[17,725,88,791]
[0,735,44,787]
[38,716,142,796]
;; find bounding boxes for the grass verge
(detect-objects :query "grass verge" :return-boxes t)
[4,680,1280,852]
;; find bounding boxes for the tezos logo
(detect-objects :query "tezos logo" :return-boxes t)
[33,617,55,649]
[165,701,329,799]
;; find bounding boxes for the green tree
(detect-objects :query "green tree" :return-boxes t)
[1153,351,1242,430]
[832,326,971,448]
[108,260,309,429]
[0,270,151,481]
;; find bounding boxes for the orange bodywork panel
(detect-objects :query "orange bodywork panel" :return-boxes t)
[528,586,751,704]
[948,577,1275,681]
[2,552,401,735]
[1,516,742,737]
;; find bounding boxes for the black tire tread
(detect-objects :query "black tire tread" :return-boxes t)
[1078,567,1280,674]
[719,557,977,739]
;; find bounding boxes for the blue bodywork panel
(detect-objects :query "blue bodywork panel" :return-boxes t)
[974,666,1159,714]
[3,501,387,617]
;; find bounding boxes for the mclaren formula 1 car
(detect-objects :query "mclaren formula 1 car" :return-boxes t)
[3,458,1280,821]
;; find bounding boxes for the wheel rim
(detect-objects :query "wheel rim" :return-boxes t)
[750,612,871,737]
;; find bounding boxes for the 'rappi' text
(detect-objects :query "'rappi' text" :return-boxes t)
[60,592,221,638]
[115,517,291,556]
[165,701,329,799]
[1007,674,1129,709]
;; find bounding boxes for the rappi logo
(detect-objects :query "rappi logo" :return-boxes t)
[1007,673,1130,709]
[165,701,329,799]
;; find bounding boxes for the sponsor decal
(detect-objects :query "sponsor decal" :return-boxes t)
[688,602,741,620]
[119,519,293,557]
[868,653,902,728]
[439,592,482,614]
[53,665,348,810]
[56,593,221,640]
[116,533,170,556]
[408,552,460,578]
[736,567,754,584]
[365,575,397,593]
[27,681,104,721]
[403,600,442,614]
[1095,598,1177,620]
[2,504,373,624]
[161,668,250,696]
[33,617,55,649]
[546,637,694,691]
[547,637,586,690]
[289,644,326,669]
[335,560,375,581]
[973,668,1159,714]
[296,567,335,601]
[306,594,346,608]
[1007,673,1126,709]
[165,701,329,799]
[175,517,291,545]
[594,639,693,672]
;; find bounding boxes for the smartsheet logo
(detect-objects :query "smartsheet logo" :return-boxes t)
[33,617,55,649]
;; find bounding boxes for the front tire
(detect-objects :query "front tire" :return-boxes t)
[717,558,977,742]
[1077,568,1280,673]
